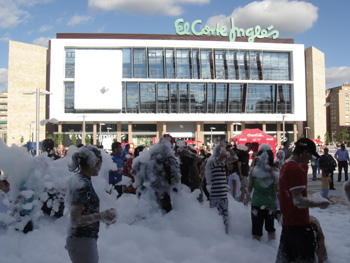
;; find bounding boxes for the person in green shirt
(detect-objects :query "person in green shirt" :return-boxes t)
[246,144,279,241]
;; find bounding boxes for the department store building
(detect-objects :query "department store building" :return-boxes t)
[7,22,326,148]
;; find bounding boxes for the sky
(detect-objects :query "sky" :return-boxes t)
[0,0,350,91]
[0,138,350,262]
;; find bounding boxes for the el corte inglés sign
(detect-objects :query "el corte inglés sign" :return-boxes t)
[175,17,279,42]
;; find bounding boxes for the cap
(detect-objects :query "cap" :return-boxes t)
[295,138,320,158]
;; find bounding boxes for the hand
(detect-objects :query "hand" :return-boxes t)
[101,208,117,224]
[319,200,331,209]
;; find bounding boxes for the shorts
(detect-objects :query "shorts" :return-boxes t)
[240,176,248,188]
[276,225,316,263]
[66,236,99,263]
[251,206,275,237]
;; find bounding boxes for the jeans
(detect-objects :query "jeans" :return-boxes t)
[337,161,348,181]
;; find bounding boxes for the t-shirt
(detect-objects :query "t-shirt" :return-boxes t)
[69,174,100,238]
[279,160,310,226]
[238,151,249,177]
[251,176,277,210]
[109,153,125,184]
[209,158,228,199]
[228,172,241,198]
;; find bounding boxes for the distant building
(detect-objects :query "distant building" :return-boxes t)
[0,89,8,142]
[326,84,350,142]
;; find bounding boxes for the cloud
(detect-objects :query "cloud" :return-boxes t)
[33,36,51,47]
[88,0,210,16]
[67,14,94,27]
[39,25,52,32]
[0,68,8,89]
[0,1,30,29]
[0,37,10,42]
[326,67,350,89]
[205,0,318,36]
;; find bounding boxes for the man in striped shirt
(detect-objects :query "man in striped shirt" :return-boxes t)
[205,142,229,233]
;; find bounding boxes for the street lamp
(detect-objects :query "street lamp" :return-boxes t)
[305,126,310,138]
[210,127,216,146]
[23,89,52,156]
[282,114,286,142]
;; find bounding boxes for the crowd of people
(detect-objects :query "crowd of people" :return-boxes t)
[1,136,350,263]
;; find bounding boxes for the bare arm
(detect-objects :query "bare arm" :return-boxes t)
[291,188,330,209]
[70,202,116,228]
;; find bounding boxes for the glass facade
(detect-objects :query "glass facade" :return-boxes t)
[64,47,293,115]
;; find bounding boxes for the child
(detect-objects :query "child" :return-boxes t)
[318,169,332,199]
[227,157,241,201]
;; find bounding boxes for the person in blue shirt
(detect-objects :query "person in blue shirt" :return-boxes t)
[121,144,131,161]
[109,142,125,197]
[334,143,349,182]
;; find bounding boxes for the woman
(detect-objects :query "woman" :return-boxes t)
[66,145,116,263]
[247,144,279,241]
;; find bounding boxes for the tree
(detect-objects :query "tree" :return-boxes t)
[85,134,91,145]
[71,134,77,146]
[317,135,321,141]
[299,133,305,139]
[325,132,330,145]
[56,133,63,146]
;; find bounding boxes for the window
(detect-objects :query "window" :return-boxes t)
[165,49,175,78]
[126,82,139,113]
[226,51,239,80]
[133,49,147,78]
[215,50,227,79]
[216,83,227,113]
[122,49,132,78]
[140,83,156,113]
[157,83,169,113]
[176,49,191,79]
[190,83,206,113]
[201,50,214,79]
[148,49,164,78]
[64,82,75,113]
[228,84,243,113]
[207,84,215,113]
[179,83,189,113]
[192,49,200,79]
[170,83,178,113]
[65,49,75,78]
[246,84,275,113]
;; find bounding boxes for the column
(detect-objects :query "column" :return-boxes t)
[241,122,246,131]
[117,122,121,142]
[277,121,281,147]
[226,121,234,142]
[92,123,97,145]
[262,122,266,133]
[195,122,204,145]
[293,122,298,142]
[128,122,133,143]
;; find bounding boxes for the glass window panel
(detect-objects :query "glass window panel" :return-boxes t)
[207,83,215,113]
[170,83,178,113]
[122,82,126,113]
[126,82,139,113]
[190,83,206,113]
[122,48,132,78]
[176,49,191,79]
[64,82,76,113]
[62,124,82,132]
[201,50,214,79]
[133,48,147,78]
[226,51,239,80]
[249,51,263,80]
[276,84,292,113]
[262,52,290,81]
[157,83,169,113]
[192,49,200,79]
[132,124,157,132]
[236,51,249,80]
[215,50,227,79]
[228,84,243,113]
[165,49,175,78]
[216,84,227,113]
[148,49,164,78]
[65,49,75,78]
[179,83,189,113]
[140,82,156,113]
[246,84,275,113]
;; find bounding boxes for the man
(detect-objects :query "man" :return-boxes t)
[109,141,125,197]
[281,141,292,159]
[121,144,131,161]
[334,143,349,182]
[41,138,60,160]
[237,143,250,202]
[276,138,330,263]
[318,147,337,190]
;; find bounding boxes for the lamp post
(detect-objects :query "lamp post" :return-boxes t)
[99,123,105,145]
[23,89,52,156]
[305,126,310,138]
[282,114,286,142]
[210,127,216,146]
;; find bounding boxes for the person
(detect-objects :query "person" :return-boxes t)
[311,155,319,181]
[109,141,125,197]
[276,138,331,263]
[274,149,286,170]
[66,145,117,263]
[0,178,10,214]
[317,169,332,200]
[122,146,145,194]
[41,138,60,160]
[246,144,278,241]
[121,144,131,161]
[334,143,349,182]
[344,179,350,202]
[281,141,292,159]
[227,156,241,201]
[237,143,250,202]
[318,147,337,190]
[205,142,229,233]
